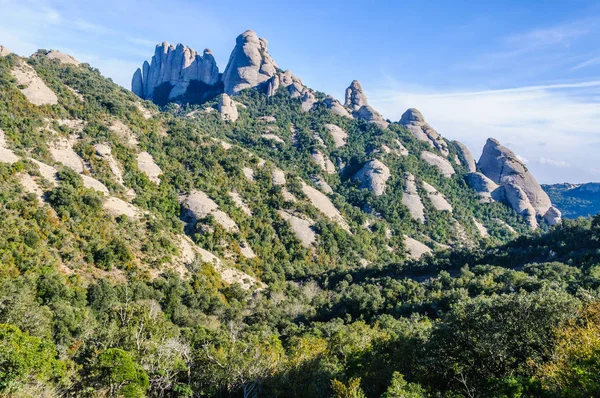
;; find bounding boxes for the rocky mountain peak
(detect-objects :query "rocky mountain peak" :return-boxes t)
[222,29,278,95]
[400,108,425,124]
[132,41,220,102]
[400,108,449,156]
[0,45,10,57]
[344,80,368,111]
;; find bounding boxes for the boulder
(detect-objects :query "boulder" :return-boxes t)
[137,151,162,184]
[218,93,239,122]
[132,42,219,100]
[456,141,477,172]
[38,50,79,65]
[311,150,336,174]
[344,80,368,111]
[352,159,390,196]
[404,236,432,259]
[420,151,455,177]
[0,46,10,57]
[466,172,500,203]
[422,181,452,212]
[543,206,562,226]
[222,30,278,95]
[179,190,238,232]
[400,109,449,156]
[277,210,316,248]
[325,124,348,148]
[478,138,558,226]
[402,173,425,223]
[357,105,389,129]
[503,183,538,228]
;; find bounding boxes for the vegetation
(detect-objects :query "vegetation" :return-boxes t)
[1,53,599,397]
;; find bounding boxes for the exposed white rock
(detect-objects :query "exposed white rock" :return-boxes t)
[259,116,277,123]
[323,96,352,118]
[11,61,58,106]
[473,218,489,238]
[277,210,316,248]
[394,140,409,156]
[404,236,432,260]
[544,206,562,226]
[478,138,560,227]
[311,175,333,194]
[467,172,500,203]
[218,93,239,122]
[49,136,87,173]
[272,168,286,185]
[262,133,285,144]
[242,167,254,181]
[344,80,368,111]
[402,173,425,223]
[135,103,154,119]
[109,120,138,146]
[420,151,455,177]
[422,181,452,212]
[137,151,162,184]
[456,141,477,172]
[133,42,219,100]
[0,129,19,164]
[222,30,278,95]
[19,173,44,203]
[325,124,348,148]
[311,150,336,174]
[229,191,252,216]
[239,241,256,258]
[40,50,79,66]
[302,182,350,231]
[103,197,140,219]
[0,46,10,57]
[31,159,58,185]
[301,90,317,112]
[281,188,297,202]
[81,175,109,195]
[179,190,238,232]
[400,109,449,156]
[357,105,389,129]
[95,143,123,184]
[353,159,390,196]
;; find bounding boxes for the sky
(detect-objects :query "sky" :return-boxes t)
[1,0,600,183]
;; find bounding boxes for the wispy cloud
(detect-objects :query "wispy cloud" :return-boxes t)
[507,24,590,47]
[539,157,571,168]
[571,56,600,71]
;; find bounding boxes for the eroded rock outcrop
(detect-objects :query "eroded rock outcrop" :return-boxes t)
[456,141,477,172]
[36,50,79,65]
[325,124,348,148]
[344,80,388,128]
[420,151,455,177]
[218,94,239,122]
[478,138,561,227]
[222,30,278,95]
[352,159,390,196]
[132,42,219,101]
[11,61,58,106]
[323,96,352,118]
[467,172,500,203]
[422,182,452,212]
[400,109,448,156]
[179,190,238,232]
[0,46,10,57]
[402,173,425,223]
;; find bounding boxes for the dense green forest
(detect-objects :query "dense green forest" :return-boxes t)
[543,183,600,219]
[1,53,600,398]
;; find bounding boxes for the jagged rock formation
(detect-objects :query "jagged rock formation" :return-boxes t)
[402,173,425,223]
[218,94,238,122]
[400,109,449,156]
[222,30,278,95]
[456,141,476,172]
[132,42,219,101]
[323,96,352,118]
[344,80,388,128]
[420,151,455,177]
[352,160,390,196]
[0,46,10,57]
[477,138,561,227]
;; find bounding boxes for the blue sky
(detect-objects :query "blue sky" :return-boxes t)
[2,0,600,183]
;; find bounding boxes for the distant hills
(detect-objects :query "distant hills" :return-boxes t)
[543,183,600,218]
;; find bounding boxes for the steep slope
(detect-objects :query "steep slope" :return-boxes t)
[543,182,600,218]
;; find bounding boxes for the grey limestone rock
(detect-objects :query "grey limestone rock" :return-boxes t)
[352,159,390,196]
[400,108,449,156]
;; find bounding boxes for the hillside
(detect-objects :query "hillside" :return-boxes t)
[543,183,600,218]
[0,30,592,398]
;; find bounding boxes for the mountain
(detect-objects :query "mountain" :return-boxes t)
[543,182,600,218]
[0,30,581,398]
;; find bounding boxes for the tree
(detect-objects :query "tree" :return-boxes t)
[93,348,149,398]
[331,377,366,398]
[382,372,426,398]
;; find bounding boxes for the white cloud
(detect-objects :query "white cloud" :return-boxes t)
[517,155,529,164]
[571,56,600,71]
[539,157,571,168]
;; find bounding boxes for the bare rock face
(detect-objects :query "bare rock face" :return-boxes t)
[478,138,560,227]
[420,151,455,177]
[404,236,431,259]
[218,94,239,122]
[400,109,449,156]
[352,159,390,196]
[323,96,352,118]
[402,173,425,223]
[344,80,368,112]
[0,46,10,57]
[37,50,79,65]
[11,61,58,106]
[344,80,388,128]
[325,124,348,148]
[311,150,336,174]
[467,172,500,203]
[456,141,476,172]
[132,42,219,101]
[301,90,317,112]
[422,181,452,212]
[179,190,238,232]
[222,30,278,95]
[277,210,316,248]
